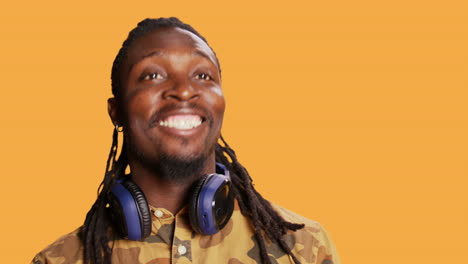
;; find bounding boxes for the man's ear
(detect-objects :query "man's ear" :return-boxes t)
[107,97,121,126]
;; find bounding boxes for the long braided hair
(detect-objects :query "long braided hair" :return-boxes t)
[79,17,305,264]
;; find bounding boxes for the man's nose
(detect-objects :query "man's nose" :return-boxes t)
[162,79,200,101]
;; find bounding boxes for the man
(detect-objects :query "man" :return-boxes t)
[32,17,340,264]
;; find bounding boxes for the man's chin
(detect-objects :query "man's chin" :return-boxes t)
[155,154,207,182]
[131,149,208,183]
[126,134,216,182]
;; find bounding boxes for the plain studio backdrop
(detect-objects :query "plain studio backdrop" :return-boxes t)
[0,1,466,263]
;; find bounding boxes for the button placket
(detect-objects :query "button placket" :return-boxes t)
[172,212,193,263]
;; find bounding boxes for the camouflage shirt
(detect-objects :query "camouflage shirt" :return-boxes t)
[32,201,340,264]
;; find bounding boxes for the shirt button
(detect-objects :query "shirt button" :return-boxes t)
[178,245,187,255]
[153,210,163,218]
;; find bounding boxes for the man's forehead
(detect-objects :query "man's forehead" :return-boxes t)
[124,27,218,71]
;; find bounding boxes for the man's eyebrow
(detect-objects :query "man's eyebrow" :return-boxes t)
[194,50,211,61]
[127,50,217,73]
[127,51,163,73]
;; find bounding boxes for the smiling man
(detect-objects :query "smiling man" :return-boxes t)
[32,17,340,264]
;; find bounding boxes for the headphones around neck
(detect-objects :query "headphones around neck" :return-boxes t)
[108,163,234,241]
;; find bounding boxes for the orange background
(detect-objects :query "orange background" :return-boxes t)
[1,1,467,263]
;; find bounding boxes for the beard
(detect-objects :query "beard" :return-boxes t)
[125,135,212,183]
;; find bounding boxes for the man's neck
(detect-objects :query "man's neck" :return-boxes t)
[128,157,216,214]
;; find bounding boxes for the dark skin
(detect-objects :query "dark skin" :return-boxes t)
[108,28,225,214]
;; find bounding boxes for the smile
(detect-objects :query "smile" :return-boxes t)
[158,114,203,130]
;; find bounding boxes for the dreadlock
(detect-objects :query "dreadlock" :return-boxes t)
[79,17,305,264]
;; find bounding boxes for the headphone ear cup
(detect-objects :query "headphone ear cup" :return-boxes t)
[189,174,234,235]
[121,180,152,239]
[188,175,209,234]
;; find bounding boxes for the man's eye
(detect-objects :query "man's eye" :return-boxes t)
[142,73,164,81]
[195,73,212,81]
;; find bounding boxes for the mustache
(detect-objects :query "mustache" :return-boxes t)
[148,102,212,127]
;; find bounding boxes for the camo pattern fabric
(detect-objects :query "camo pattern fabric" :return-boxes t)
[32,201,340,264]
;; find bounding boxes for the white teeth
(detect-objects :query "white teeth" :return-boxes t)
[158,118,202,130]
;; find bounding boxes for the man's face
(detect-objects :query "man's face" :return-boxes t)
[113,27,225,170]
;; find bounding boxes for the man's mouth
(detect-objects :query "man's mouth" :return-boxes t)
[158,115,203,130]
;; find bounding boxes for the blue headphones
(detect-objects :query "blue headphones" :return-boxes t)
[108,163,234,240]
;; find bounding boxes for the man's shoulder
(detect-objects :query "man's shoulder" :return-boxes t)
[270,202,322,228]
[270,202,342,264]
[31,228,83,264]
[270,201,335,241]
